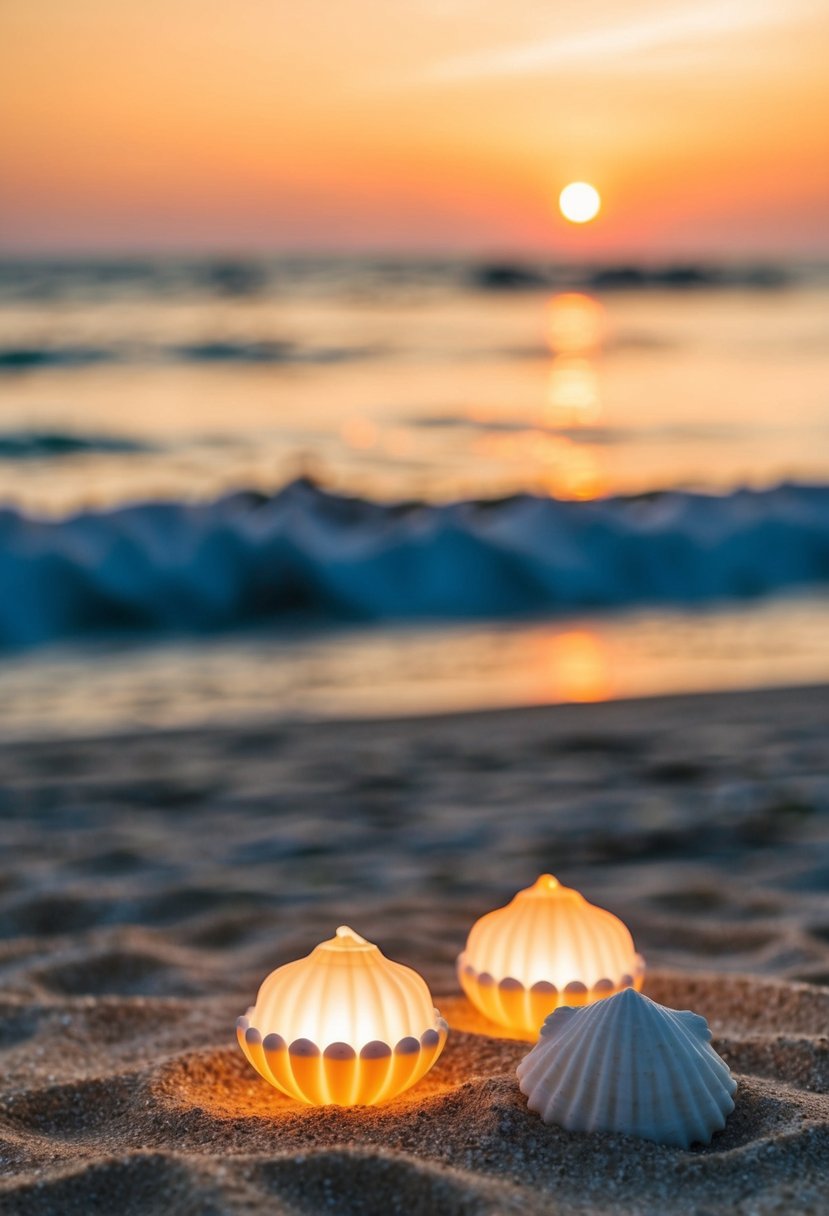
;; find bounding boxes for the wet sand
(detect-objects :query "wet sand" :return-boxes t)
[0,684,827,1213]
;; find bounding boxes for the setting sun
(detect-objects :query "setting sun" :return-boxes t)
[559,182,601,224]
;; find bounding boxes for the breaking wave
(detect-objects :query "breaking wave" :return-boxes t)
[1,480,829,649]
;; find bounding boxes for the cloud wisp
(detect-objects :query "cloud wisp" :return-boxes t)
[424,0,807,83]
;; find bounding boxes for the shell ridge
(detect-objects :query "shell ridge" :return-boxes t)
[503,899,522,992]
[254,956,300,1038]
[512,900,534,991]
[539,1005,577,1043]
[518,1036,562,1108]
[384,960,415,1047]
[520,1052,555,1117]
[665,1007,716,1058]
[673,1035,719,1145]
[595,906,624,987]
[491,904,510,977]
[688,1075,730,1145]
[680,1034,735,1102]
[647,1022,706,1147]
[540,1039,578,1125]
[656,1034,693,1145]
[346,950,365,1060]
[464,910,486,974]
[483,906,507,981]
[287,957,324,1041]
[404,959,439,1034]
[585,902,631,987]
[565,899,594,990]
[517,989,736,1148]
[568,899,600,992]
[636,996,663,1139]
[539,1001,600,1063]
[584,910,613,990]
[402,958,438,1037]
[614,990,638,1135]
[306,959,334,1048]
[549,988,615,1051]
[642,1002,734,1145]
[674,1024,736,1138]
[536,998,616,1128]
[655,1008,735,1145]
[362,954,392,1051]
[580,993,622,1135]
[674,1008,711,1042]
[263,957,313,1045]
[665,1008,735,1096]
[646,1005,716,1145]
[389,959,427,1044]
[519,1016,584,1117]
[582,905,622,988]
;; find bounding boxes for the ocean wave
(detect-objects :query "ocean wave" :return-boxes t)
[464,262,793,292]
[0,430,151,460]
[0,339,382,373]
[169,339,380,365]
[0,346,113,371]
[1,481,829,649]
[0,256,811,305]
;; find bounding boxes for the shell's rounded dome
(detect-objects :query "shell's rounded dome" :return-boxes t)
[457,875,644,1036]
[237,926,447,1105]
[517,987,737,1147]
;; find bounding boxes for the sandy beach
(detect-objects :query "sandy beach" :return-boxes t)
[0,683,827,1213]
[4,0,829,1208]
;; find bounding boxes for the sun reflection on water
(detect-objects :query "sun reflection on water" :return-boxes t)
[533,629,614,703]
[546,292,606,356]
[546,359,602,427]
[545,292,605,433]
[336,290,612,503]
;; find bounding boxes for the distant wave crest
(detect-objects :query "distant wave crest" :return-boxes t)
[0,430,151,460]
[1,480,829,648]
[0,256,799,303]
[0,340,379,372]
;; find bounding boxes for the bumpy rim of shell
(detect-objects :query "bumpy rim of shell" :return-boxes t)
[236,1007,449,1105]
[456,951,646,1034]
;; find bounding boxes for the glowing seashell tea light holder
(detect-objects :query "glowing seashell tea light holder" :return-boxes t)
[517,987,737,1147]
[458,874,645,1036]
[237,926,448,1106]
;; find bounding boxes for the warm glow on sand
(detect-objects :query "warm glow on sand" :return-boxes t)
[559,182,601,224]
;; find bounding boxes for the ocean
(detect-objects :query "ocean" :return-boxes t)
[1,256,828,735]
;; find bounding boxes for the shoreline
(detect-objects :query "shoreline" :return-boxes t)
[3,668,829,749]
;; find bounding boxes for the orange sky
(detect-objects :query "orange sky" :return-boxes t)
[1,0,827,255]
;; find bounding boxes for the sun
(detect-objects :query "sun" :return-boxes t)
[559,182,601,225]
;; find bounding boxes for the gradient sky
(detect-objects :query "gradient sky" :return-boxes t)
[1,0,827,256]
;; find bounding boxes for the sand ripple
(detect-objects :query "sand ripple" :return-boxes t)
[0,974,825,1214]
[1,687,828,1211]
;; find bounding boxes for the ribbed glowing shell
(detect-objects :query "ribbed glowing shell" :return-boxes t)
[517,987,737,1147]
[457,875,644,1036]
[237,926,448,1105]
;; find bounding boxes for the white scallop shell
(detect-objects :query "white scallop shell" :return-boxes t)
[517,988,736,1148]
